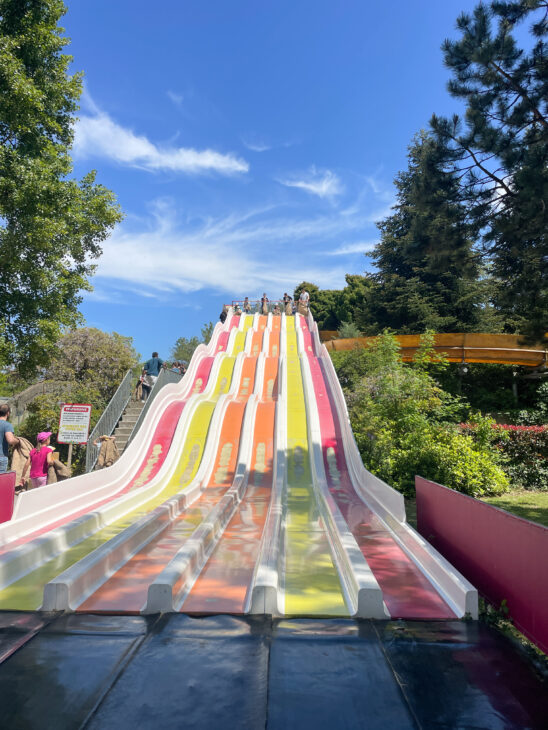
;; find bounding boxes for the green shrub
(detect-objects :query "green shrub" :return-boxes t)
[356,425,508,498]
[341,331,509,497]
[463,422,548,491]
[337,321,362,339]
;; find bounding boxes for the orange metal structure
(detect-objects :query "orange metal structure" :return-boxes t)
[321,332,547,368]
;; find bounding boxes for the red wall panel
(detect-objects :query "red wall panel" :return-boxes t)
[416,476,548,653]
[0,472,15,524]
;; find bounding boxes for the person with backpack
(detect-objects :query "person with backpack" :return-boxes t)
[19,432,55,489]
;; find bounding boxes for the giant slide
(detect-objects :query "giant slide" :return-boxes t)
[0,312,477,618]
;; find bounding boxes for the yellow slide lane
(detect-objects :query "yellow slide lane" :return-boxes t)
[0,352,239,610]
[283,317,347,615]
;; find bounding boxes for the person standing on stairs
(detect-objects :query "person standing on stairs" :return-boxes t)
[142,351,164,401]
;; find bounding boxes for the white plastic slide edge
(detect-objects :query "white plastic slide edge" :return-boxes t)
[307,312,406,522]
[0,349,233,592]
[144,367,262,612]
[2,315,234,542]
[296,323,387,618]
[41,348,251,611]
[308,315,478,618]
[248,315,287,615]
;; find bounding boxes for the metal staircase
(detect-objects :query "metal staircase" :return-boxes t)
[111,399,145,455]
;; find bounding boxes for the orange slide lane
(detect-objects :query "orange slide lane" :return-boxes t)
[268,316,280,357]
[78,356,259,613]
[181,355,279,613]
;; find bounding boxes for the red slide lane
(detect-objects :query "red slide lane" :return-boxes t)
[78,355,258,612]
[181,355,279,613]
[300,320,454,619]
[0,324,238,554]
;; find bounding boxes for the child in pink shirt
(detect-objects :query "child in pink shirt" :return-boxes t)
[20,431,55,489]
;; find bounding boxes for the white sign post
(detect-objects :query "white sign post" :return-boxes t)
[58,404,92,467]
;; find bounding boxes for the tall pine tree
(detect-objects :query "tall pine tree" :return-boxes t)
[368,131,487,334]
[431,0,547,341]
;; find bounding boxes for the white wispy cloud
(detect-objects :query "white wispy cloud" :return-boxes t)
[241,134,271,152]
[326,241,378,255]
[90,197,382,299]
[73,109,249,176]
[276,166,344,199]
[167,90,184,107]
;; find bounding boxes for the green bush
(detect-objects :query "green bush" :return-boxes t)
[356,424,508,498]
[338,331,509,497]
[337,321,362,339]
[463,422,548,491]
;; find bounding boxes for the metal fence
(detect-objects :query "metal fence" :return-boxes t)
[126,367,182,449]
[85,369,134,472]
[229,299,296,314]
[5,380,67,428]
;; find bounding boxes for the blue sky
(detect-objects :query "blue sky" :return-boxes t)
[64,0,482,361]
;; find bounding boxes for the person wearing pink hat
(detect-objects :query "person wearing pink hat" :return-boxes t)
[19,432,55,489]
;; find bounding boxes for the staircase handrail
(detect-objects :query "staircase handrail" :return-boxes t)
[86,369,135,472]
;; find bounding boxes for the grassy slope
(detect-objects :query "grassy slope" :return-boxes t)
[482,490,548,528]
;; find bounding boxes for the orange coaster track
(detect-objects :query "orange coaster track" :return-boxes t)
[321,332,547,368]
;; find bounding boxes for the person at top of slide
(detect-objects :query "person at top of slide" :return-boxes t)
[261,293,269,315]
[283,292,293,315]
[19,431,54,489]
[297,288,310,315]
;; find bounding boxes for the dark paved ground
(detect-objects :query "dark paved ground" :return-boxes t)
[0,613,546,729]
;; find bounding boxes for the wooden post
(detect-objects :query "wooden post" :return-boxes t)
[512,371,519,405]
[67,443,73,469]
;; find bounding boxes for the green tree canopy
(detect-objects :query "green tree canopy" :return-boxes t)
[200,321,214,345]
[171,336,201,364]
[294,276,375,331]
[368,131,487,334]
[18,326,138,474]
[431,0,547,341]
[170,321,216,363]
[46,327,139,401]
[0,0,123,375]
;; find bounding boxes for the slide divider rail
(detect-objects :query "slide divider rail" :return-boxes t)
[40,342,249,611]
[144,316,266,612]
[144,394,260,613]
[296,321,386,618]
[308,313,478,618]
[2,315,235,543]
[0,349,234,593]
[249,315,286,615]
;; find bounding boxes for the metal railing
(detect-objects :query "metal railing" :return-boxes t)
[85,369,134,472]
[126,367,182,449]
[6,380,68,427]
[228,299,300,314]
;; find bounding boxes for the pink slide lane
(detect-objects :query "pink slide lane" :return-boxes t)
[300,320,455,619]
[0,346,223,555]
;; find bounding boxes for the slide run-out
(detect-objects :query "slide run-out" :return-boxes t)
[0,312,477,618]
